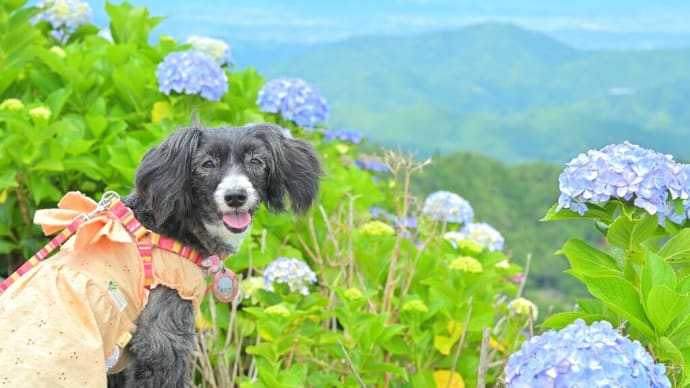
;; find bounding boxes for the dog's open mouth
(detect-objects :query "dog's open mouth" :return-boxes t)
[222,211,252,233]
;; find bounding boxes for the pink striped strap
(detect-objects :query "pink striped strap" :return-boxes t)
[0,192,207,295]
[0,217,84,295]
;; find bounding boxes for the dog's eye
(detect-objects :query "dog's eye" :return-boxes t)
[249,158,263,167]
[202,160,215,168]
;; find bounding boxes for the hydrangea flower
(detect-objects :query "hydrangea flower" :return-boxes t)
[264,304,290,318]
[0,99,24,111]
[456,222,504,252]
[449,256,483,273]
[443,232,484,255]
[557,142,688,224]
[257,77,329,128]
[505,319,671,387]
[355,159,388,172]
[28,106,51,125]
[368,206,416,230]
[263,257,317,296]
[422,191,474,224]
[33,0,92,43]
[507,297,538,320]
[343,288,364,301]
[239,276,264,303]
[401,300,429,314]
[323,129,364,144]
[156,50,228,101]
[186,35,234,66]
[50,46,66,57]
[360,220,395,237]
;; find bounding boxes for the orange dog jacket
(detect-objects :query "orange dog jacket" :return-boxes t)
[0,192,207,387]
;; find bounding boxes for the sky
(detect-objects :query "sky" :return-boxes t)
[85,0,690,49]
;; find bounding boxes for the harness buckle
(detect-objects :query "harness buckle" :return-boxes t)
[78,191,121,222]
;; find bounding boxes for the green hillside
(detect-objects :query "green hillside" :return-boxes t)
[410,151,602,310]
[264,23,690,163]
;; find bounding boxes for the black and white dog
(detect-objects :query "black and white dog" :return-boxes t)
[108,123,321,386]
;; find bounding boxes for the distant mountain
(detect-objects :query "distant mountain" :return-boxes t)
[262,23,690,163]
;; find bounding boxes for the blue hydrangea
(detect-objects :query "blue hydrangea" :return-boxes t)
[257,77,329,128]
[457,222,504,252]
[323,129,364,144]
[505,319,671,388]
[186,35,234,66]
[368,206,417,234]
[369,206,390,220]
[156,50,228,101]
[33,0,92,43]
[355,159,388,172]
[557,142,688,224]
[263,257,317,296]
[422,191,474,224]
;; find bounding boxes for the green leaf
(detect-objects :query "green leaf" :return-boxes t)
[678,275,690,293]
[541,202,615,223]
[539,311,593,329]
[1,0,28,12]
[45,87,73,119]
[641,250,677,304]
[557,239,621,280]
[659,229,690,263]
[583,275,655,339]
[28,174,61,204]
[364,362,408,379]
[106,2,164,45]
[607,213,659,250]
[0,169,17,190]
[577,298,606,314]
[646,285,689,334]
[656,336,684,366]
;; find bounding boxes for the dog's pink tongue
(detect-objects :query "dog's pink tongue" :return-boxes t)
[223,212,251,229]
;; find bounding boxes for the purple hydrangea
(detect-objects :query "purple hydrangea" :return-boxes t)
[263,257,317,296]
[156,50,228,101]
[505,319,670,387]
[33,0,92,43]
[368,207,417,229]
[557,142,689,223]
[457,222,504,252]
[422,191,474,224]
[257,77,329,128]
[323,129,364,144]
[355,159,388,172]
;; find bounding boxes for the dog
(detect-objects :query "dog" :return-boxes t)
[0,123,320,387]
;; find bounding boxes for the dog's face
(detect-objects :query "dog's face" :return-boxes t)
[133,123,321,255]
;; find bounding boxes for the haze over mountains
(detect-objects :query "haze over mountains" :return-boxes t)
[87,1,690,163]
[262,23,690,162]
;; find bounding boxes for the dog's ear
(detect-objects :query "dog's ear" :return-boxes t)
[135,127,201,227]
[259,124,321,213]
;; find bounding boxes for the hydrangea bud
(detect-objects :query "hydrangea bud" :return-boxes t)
[449,256,483,273]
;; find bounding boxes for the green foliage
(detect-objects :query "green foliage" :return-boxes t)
[196,151,529,387]
[0,2,268,273]
[545,196,690,385]
[0,3,532,387]
[411,151,600,312]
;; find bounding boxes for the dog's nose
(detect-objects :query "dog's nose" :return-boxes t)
[224,190,248,207]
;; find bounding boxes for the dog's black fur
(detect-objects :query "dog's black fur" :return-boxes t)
[107,123,320,387]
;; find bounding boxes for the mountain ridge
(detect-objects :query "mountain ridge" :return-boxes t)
[263,22,690,163]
